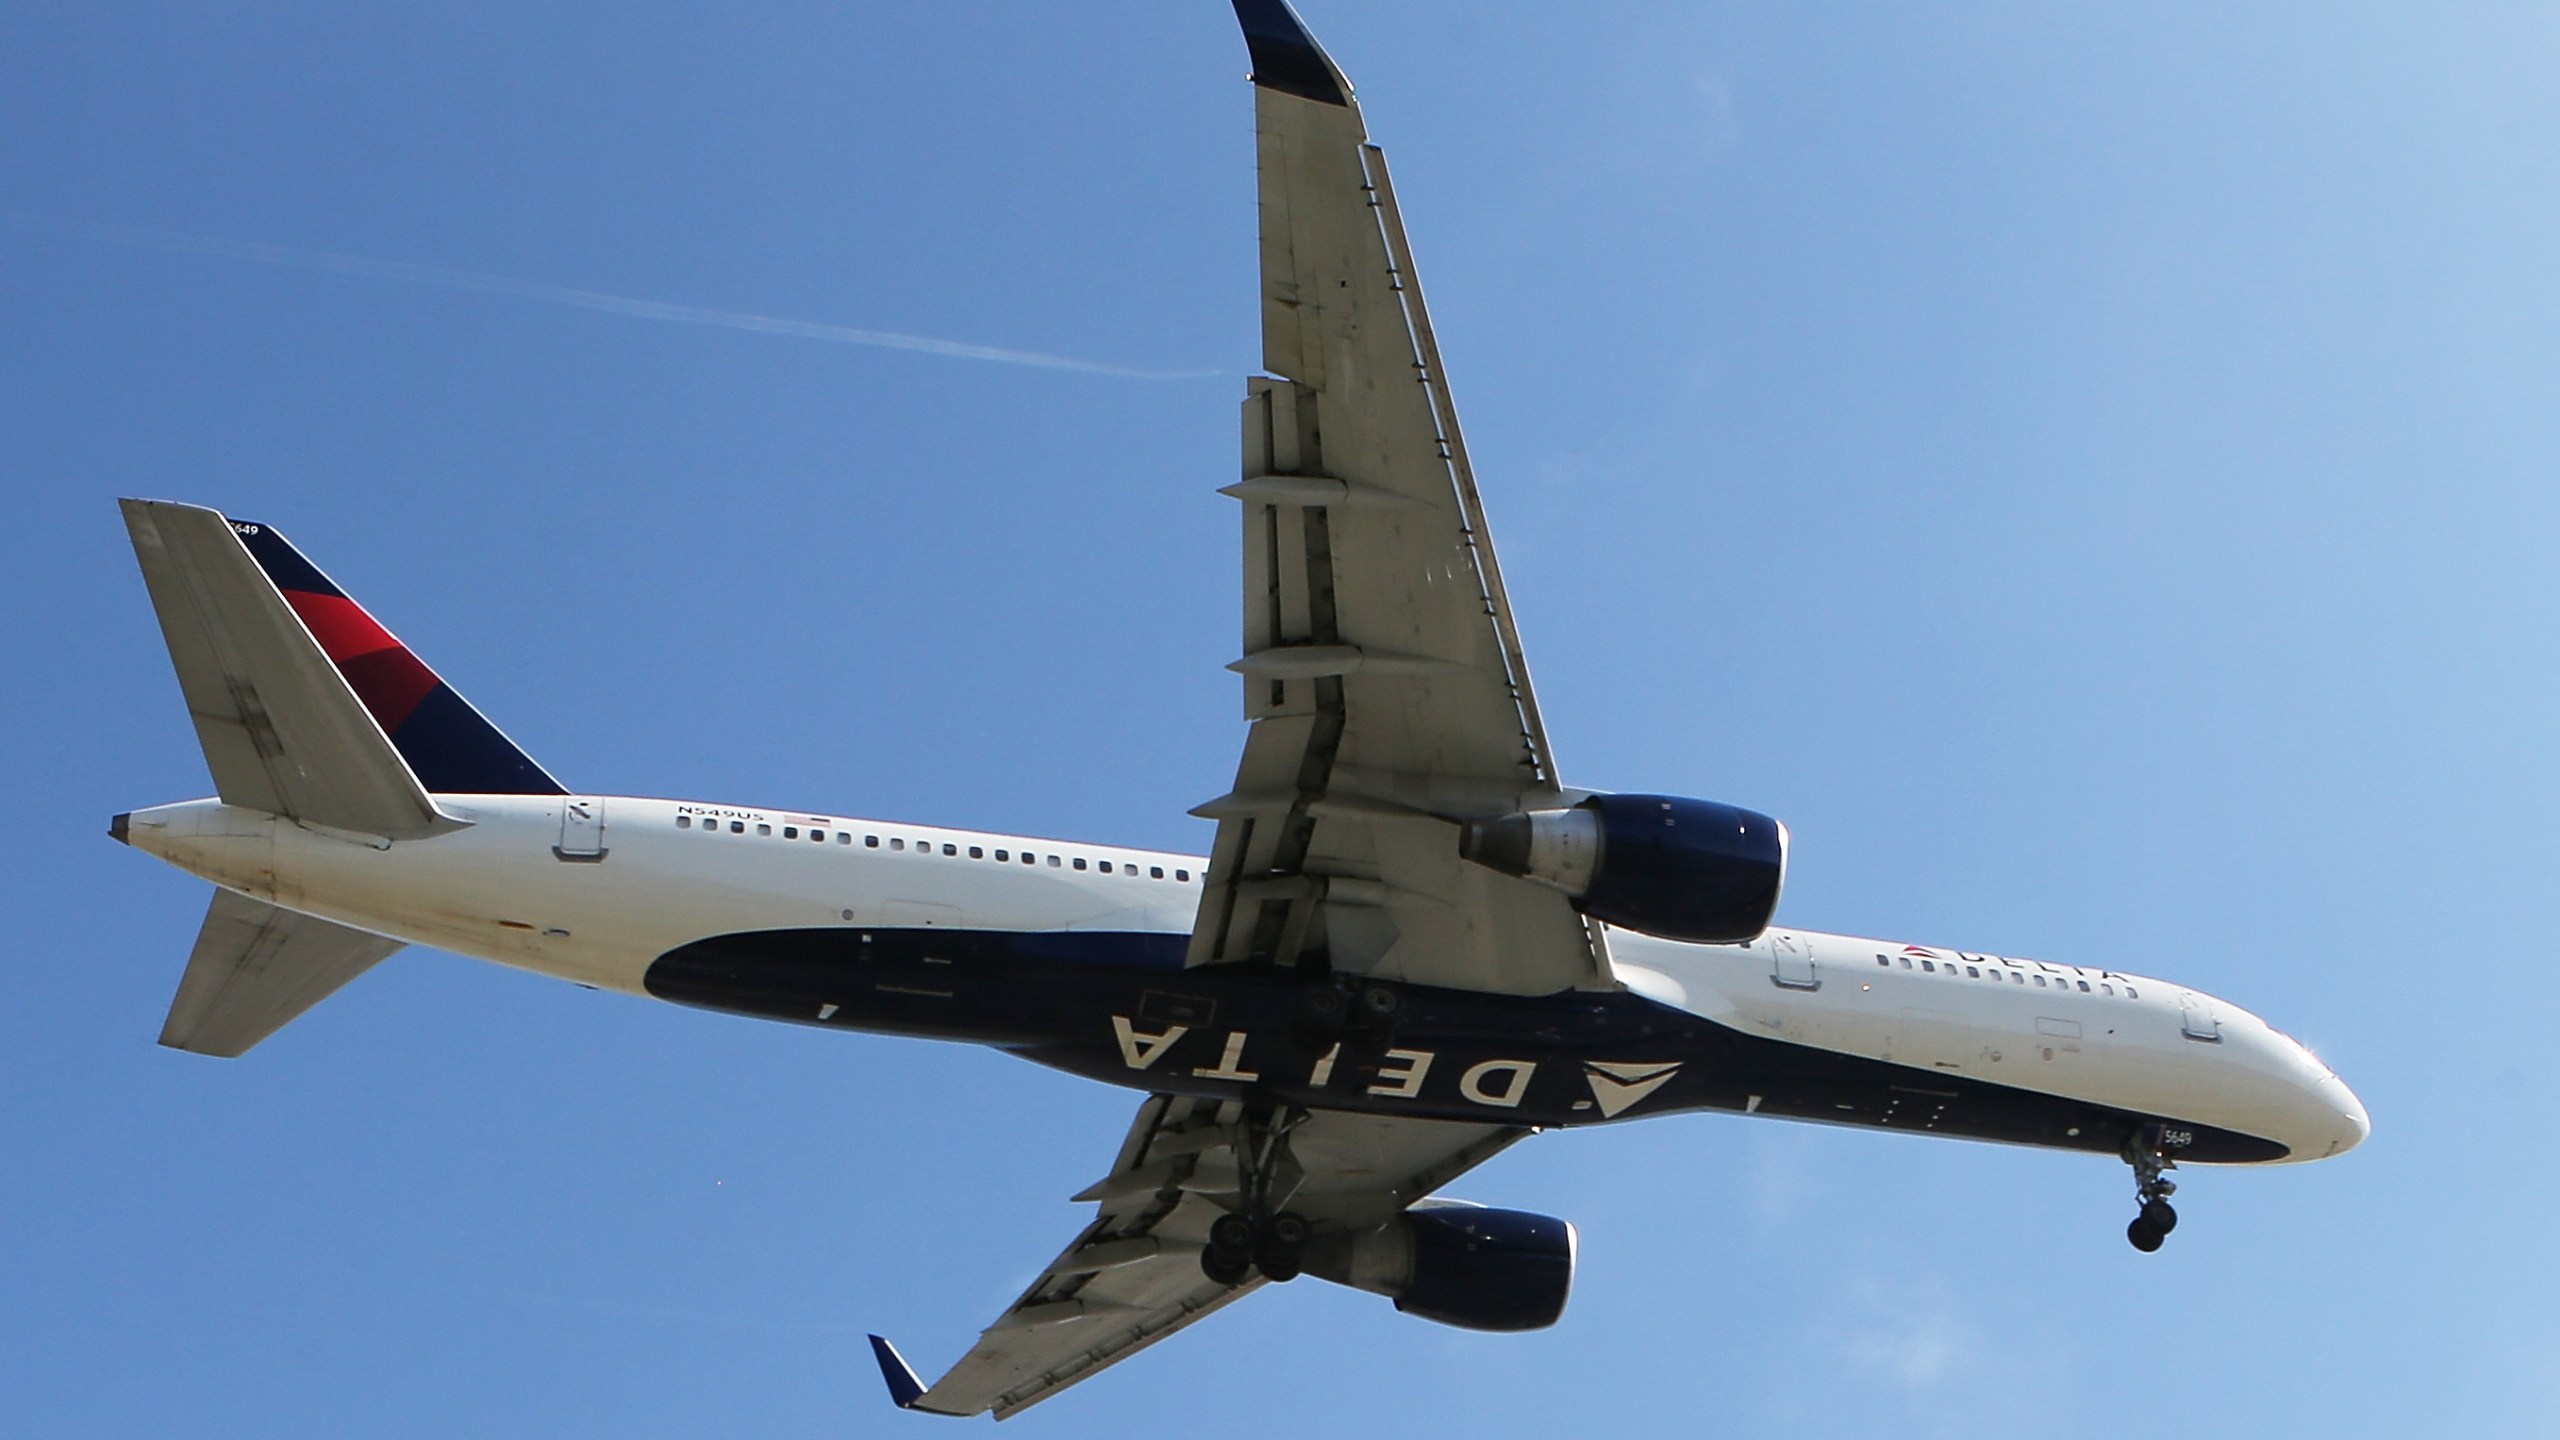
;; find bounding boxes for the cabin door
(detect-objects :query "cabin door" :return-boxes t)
[555,797,608,861]
[1768,931,1819,990]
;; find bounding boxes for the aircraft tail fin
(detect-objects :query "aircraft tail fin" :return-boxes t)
[122,500,564,836]
[161,888,405,1057]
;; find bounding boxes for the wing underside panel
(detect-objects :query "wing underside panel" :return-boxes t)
[1187,48,1607,997]
[908,1096,1524,1419]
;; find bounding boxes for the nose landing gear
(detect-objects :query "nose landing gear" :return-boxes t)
[2123,1126,2183,1252]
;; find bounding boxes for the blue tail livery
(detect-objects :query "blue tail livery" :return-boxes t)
[232,519,565,796]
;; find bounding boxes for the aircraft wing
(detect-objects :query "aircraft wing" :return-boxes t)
[875,1093,1526,1419]
[1187,1,1612,997]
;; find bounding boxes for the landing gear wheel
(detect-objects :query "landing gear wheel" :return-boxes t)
[1200,1243,1253,1286]
[1253,1210,1311,1282]
[1209,1213,1256,1253]
[1297,985,1349,1029]
[2141,1198,2178,1235]
[2120,1124,2184,1253]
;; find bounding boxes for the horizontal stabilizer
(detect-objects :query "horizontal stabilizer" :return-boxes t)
[122,499,451,839]
[161,889,404,1057]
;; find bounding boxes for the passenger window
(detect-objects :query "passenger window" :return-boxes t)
[1965,966,1979,978]
[1876,956,1889,966]
[2077,980,2091,993]
[837,832,851,844]
[994,849,1009,862]
[968,846,984,860]
[1151,866,1165,879]
[2126,986,2139,999]
[1073,858,1088,871]
[1023,853,1036,865]
[2033,975,2046,987]
[1921,960,1935,973]
[1099,861,1113,874]
[942,843,957,856]
[1047,855,1061,867]
[730,821,745,834]
[1176,869,1190,881]
[784,827,799,839]
[1899,957,1912,969]
[2101,984,2114,996]
[864,835,878,847]
[676,815,692,829]
[889,838,905,851]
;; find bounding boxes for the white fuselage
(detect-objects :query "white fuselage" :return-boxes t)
[119,791,2368,1164]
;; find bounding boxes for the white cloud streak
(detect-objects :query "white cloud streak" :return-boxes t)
[29,217,1214,381]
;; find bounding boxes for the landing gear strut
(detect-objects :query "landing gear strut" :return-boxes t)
[2123,1127,2182,1253]
[1201,1107,1313,1287]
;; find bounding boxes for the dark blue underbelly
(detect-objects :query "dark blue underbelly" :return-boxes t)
[644,926,2286,1164]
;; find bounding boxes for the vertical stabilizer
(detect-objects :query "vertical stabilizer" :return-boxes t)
[122,500,563,832]
[228,518,564,797]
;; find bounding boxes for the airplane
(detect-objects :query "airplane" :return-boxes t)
[109,0,2369,1422]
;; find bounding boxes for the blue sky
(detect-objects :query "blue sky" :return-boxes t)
[5,3,2555,1435]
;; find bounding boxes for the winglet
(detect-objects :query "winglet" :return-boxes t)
[1231,0,1351,106]
[868,1334,928,1411]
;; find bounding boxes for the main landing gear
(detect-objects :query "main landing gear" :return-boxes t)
[2123,1127,2182,1253]
[1202,1210,1312,1285]
[1200,1106,1314,1287]
[1293,976,1403,1045]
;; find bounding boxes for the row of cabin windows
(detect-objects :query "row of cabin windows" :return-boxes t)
[672,813,1191,882]
[1872,952,2135,1000]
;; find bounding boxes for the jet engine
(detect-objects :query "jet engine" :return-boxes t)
[1458,792,1786,945]
[1303,1204,1576,1332]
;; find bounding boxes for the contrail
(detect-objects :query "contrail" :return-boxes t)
[28,217,1213,381]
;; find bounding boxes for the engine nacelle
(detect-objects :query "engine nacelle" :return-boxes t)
[1458,793,1786,944]
[1302,1204,1576,1332]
